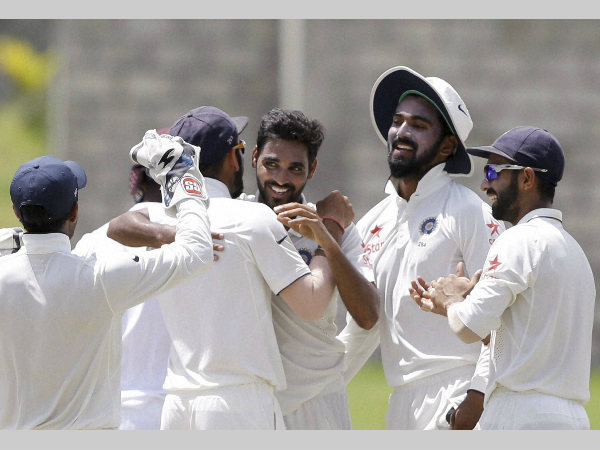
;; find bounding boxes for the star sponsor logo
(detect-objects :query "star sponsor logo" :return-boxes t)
[370,224,383,238]
[487,255,501,271]
[487,221,500,236]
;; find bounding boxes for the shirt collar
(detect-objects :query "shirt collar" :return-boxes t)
[384,164,452,201]
[205,178,232,199]
[518,208,563,225]
[22,233,72,255]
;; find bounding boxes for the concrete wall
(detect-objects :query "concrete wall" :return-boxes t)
[47,19,600,364]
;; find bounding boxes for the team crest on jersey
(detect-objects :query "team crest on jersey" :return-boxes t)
[298,248,313,265]
[419,217,438,235]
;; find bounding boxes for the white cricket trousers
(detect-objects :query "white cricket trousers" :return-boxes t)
[283,385,352,430]
[386,365,473,430]
[160,383,285,430]
[476,387,590,430]
[120,390,165,430]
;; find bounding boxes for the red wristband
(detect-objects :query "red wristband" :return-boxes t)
[322,215,345,233]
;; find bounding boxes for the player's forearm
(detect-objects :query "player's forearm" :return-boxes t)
[318,241,379,330]
[108,210,175,248]
[172,198,213,267]
[448,304,482,344]
[279,254,336,321]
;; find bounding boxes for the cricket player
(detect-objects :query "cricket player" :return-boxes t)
[243,107,379,429]
[338,66,504,430]
[73,162,171,430]
[0,133,213,429]
[411,126,595,429]
[107,106,350,429]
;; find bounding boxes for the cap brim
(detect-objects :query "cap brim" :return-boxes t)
[64,160,87,189]
[231,116,249,135]
[466,145,517,162]
[370,66,471,175]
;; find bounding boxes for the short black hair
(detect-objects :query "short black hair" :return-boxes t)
[537,177,556,202]
[19,204,72,233]
[256,108,325,165]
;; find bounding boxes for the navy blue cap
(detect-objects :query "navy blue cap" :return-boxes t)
[10,156,87,221]
[169,106,248,166]
[467,126,565,186]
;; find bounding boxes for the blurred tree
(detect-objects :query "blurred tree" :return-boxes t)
[0,36,57,227]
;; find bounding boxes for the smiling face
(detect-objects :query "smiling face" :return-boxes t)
[387,95,453,179]
[252,138,317,209]
[481,154,522,224]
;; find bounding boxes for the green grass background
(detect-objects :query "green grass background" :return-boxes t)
[347,362,600,429]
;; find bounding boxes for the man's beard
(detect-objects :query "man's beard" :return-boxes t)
[256,178,304,209]
[387,133,445,178]
[490,172,520,223]
[231,151,244,199]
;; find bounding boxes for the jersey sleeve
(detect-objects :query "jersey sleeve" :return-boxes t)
[340,222,375,283]
[92,198,214,314]
[454,228,536,338]
[248,208,311,295]
[338,313,381,384]
[469,342,490,393]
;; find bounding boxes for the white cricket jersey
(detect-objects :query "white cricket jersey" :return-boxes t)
[73,203,171,430]
[453,208,595,405]
[341,164,504,388]
[240,193,374,415]
[0,199,212,429]
[150,179,311,393]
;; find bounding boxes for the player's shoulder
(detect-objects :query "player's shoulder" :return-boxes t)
[489,222,532,250]
[361,194,394,220]
[356,195,393,231]
[448,180,487,207]
[212,197,277,226]
[236,192,257,202]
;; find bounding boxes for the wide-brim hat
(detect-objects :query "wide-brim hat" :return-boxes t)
[370,66,474,175]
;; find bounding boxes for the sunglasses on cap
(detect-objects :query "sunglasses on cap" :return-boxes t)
[232,140,246,154]
[484,163,548,182]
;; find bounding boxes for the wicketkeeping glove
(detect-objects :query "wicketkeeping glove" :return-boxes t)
[0,227,23,257]
[130,130,208,209]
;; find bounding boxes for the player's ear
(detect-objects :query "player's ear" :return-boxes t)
[69,202,79,223]
[439,134,457,159]
[227,148,240,172]
[520,167,537,191]
[307,158,318,179]
[251,145,259,168]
